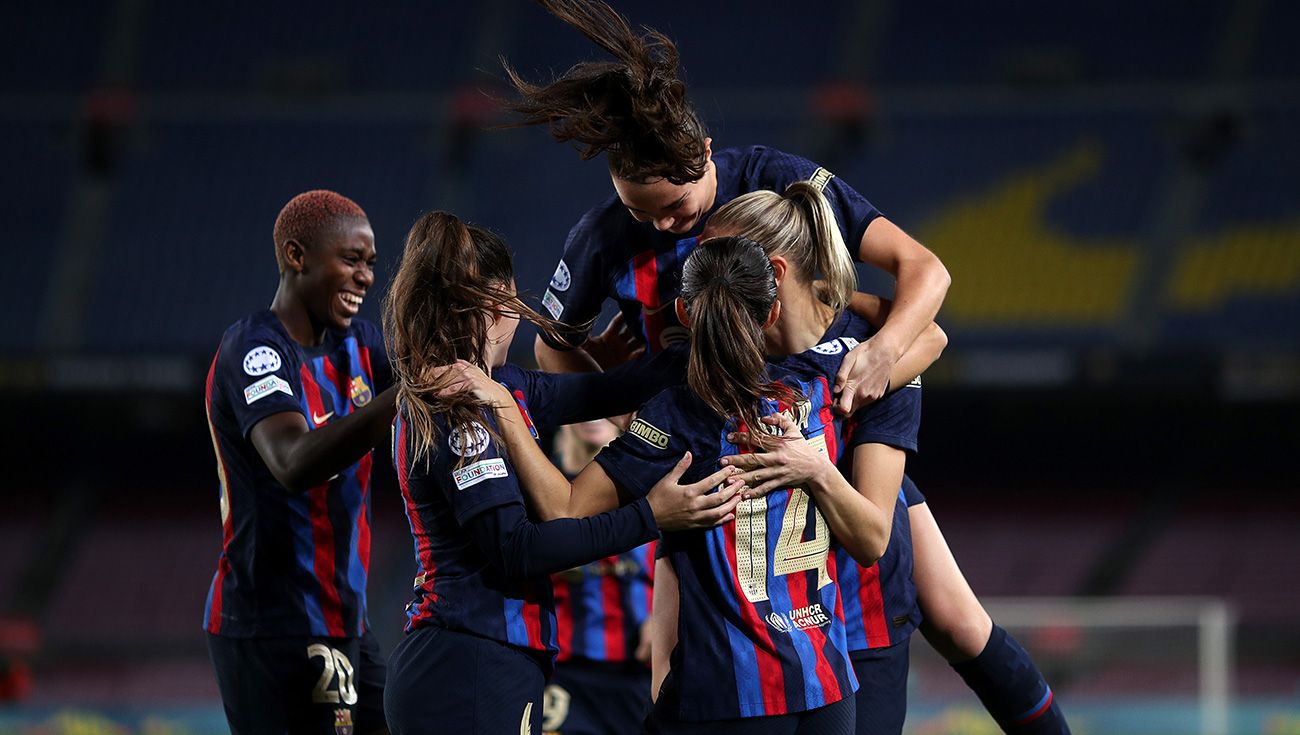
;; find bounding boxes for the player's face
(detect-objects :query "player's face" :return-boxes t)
[485,280,520,368]
[613,141,717,234]
[304,221,377,331]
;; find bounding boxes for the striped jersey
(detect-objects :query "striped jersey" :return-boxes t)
[595,312,909,720]
[552,542,656,663]
[203,310,390,638]
[539,146,883,352]
[392,360,683,663]
[834,475,923,651]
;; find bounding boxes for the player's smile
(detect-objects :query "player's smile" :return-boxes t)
[308,221,376,331]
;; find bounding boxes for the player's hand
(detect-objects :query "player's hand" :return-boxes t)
[721,413,832,499]
[833,336,894,415]
[429,360,513,409]
[646,452,743,532]
[582,311,646,370]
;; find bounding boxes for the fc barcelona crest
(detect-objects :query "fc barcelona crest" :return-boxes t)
[350,375,373,407]
[334,708,354,735]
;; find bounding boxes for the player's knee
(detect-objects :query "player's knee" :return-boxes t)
[920,606,993,663]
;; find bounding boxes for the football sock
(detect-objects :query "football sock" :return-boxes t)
[951,624,1071,734]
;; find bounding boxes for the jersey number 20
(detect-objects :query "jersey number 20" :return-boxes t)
[308,643,358,705]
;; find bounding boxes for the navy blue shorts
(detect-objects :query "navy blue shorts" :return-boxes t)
[543,659,651,734]
[207,629,386,735]
[384,625,547,735]
[850,639,910,735]
[646,669,855,735]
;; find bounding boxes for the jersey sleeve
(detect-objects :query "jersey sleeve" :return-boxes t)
[427,410,528,525]
[506,346,688,430]
[537,205,617,350]
[846,377,922,453]
[593,393,689,500]
[753,147,883,262]
[215,327,303,439]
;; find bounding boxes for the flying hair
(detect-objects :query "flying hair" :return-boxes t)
[272,190,369,272]
[500,0,709,185]
[707,175,858,314]
[382,211,564,464]
[680,237,799,447]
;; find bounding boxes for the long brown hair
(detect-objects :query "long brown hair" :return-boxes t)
[501,0,708,185]
[382,211,560,463]
[707,177,858,314]
[681,237,799,443]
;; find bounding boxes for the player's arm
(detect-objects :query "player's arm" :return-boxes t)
[841,290,948,395]
[722,413,899,566]
[249,385,397,493]
[835,217,950,413]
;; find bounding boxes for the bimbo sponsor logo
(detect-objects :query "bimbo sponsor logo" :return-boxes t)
[627,418,670,449]
[764,603,831,633]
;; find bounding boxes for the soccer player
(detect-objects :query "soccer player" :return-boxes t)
[709,190,1070,734]
[471,235,932,733]
[379,211,742,735]
[503,0,950,416]
[203,190,395,734]
[544,421,657,735]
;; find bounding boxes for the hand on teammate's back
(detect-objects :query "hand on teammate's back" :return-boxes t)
[645,452,743,531]
[430,359,514,408]
[582,311,646,370]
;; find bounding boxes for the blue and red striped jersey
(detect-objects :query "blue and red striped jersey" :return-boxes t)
[203,310,390,638]
[393,362,681,663]
[778,316,925,654]
[595,312,916,721]
[538,146,882,351]
[552,542,656,663]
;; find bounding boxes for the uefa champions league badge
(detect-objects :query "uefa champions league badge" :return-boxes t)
[549,260,571,291]
[349,375,372,407]
[242,345,282,376]
[449,421,491,457]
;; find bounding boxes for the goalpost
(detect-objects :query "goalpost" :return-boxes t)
[906,597,1237,735]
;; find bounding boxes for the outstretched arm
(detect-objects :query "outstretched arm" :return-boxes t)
[249,385,397,492]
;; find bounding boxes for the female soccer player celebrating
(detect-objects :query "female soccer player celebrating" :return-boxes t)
[380,211,741,735]
[705,187,1070,734]
[504,0,950,416]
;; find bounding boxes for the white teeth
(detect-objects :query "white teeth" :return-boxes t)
[342,293,363,306]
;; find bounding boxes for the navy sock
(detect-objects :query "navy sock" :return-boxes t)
[950,624,1071,735]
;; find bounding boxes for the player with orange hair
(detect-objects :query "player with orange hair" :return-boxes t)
[204,190,395,734]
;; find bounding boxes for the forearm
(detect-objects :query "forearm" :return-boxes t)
[494,401,575,521]
[535,334,602,373]
[858,218,951,360]
[889,322,947,391]
[805,464,892,567]
[271,386,397,492]
[472,499,659,579]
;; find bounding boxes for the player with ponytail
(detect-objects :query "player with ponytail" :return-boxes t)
[505,0,950,416]
[381,211,742,734]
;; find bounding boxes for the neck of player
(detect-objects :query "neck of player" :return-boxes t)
[270,284,327,347]
[763,280,836,357]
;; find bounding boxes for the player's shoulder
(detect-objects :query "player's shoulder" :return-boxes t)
[729,144,818,185]
[568,194,640,253]
[217,311,297,372]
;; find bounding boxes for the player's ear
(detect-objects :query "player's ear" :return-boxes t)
[770,256,789,288]
[703,136,713,161]
[674,298,691,328]
[282,239,308,274]
[762,298,781,330]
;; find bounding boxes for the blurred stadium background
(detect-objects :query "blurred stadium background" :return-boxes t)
[1,1,1297,733]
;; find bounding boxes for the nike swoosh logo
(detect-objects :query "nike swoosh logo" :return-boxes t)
[312,410,334,425]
